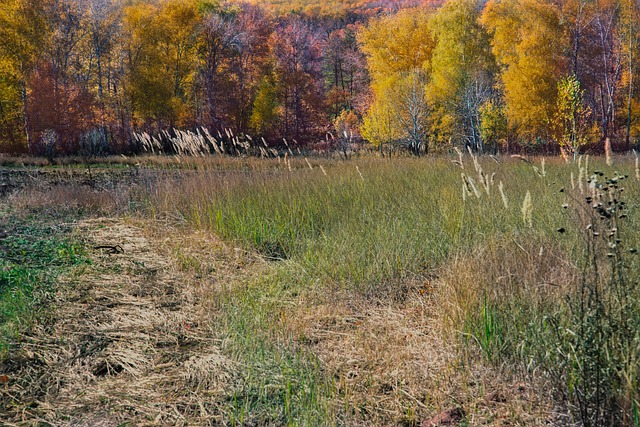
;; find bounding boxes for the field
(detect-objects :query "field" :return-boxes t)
[1,153,639,426]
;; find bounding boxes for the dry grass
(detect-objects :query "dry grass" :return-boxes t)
[273,279,555,426]
[1,217,261,426]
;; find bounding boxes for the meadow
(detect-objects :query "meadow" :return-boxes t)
[1,152,639,425]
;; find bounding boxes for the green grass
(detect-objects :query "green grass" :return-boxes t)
[142,155,640,424]
[0,210,87,354]
[220,270,334,426]
[150,157,580,291]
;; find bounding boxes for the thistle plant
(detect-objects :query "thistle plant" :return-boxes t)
[554,170,640,426]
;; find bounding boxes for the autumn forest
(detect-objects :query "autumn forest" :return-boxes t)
[1,0,639,157]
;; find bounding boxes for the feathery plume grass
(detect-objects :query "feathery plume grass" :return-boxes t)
[356,165,364,180]
[605,138,612,166]
[319,165,327,176]
[454,147,464,169]
[498,181,508,209]
[521,191,532,227]
[304,158,313,170]
[634,150,639,181]
[466,175,481,198]
[578,156,585,194]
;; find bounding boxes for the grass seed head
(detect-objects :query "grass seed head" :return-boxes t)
[521,190,533,227]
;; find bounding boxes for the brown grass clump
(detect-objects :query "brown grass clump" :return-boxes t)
[438,237,578,336]
[278,278,555,426]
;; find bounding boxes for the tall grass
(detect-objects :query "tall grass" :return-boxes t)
[141,154,639,424]
[146,157,568,295]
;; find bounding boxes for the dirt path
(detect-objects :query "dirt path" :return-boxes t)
[3,218,235,426]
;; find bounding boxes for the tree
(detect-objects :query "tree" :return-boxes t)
[223,4,273,132]
[393,70,430,155]
[198,8,240,128]
[479,98,507,154]
[554,74,593,157]
[28,61,97,155]
[250,76,279,134]
[427,0,496,152]
[323,25,369,119]
[361,71,429,155]
[618,0,640,146]
[358,8,435,83]
[481,0,568,142]
[85,0,121,102]
[358,8,434,153]
[0,0,50,152]
[123,0,199,128]
[360,94,403,156]
[272,19,325,139]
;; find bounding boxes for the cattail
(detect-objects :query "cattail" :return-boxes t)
[605,138,612,166]
[356,165,364,180]
[499,181,508,209]
[522,191,533,227]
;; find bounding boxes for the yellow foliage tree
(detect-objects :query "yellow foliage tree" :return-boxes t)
[359,8,434,154]
[481,0,568,142]
[358,8,434,82]
[123,0,200,127]
[427,0,496,151]
[0,0,49,151]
